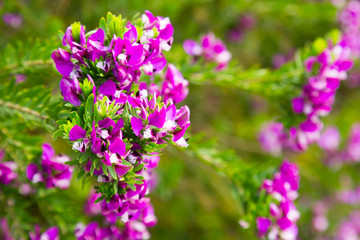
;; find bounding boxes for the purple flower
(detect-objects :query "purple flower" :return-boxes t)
[51,48,74,77]
[52,12,191,232]
[257,217,272,237]
[161,64,189,104]
[335,211,360,240]
[63,24,86,47]
[85,191,102,216]
[0,150,17,185]
[0,218,14,240]
[29,226,59,240]
[3,13,23,29]
[272,40,353,152]
[318,127,340,152]
[69,125,87,141]
[99,79,117,96]
[339,1,360,40]
[123,221,150,240]
[258,122,286,155]
[183,40,202,56]
[15,74,26,84]
[75,222,122,240]
[258,161,300,239]
[131,117,144,137]
[59,76,82,106]
[346,124,360,161]
[26,143,73,189]
[141,10,174,52]
[183,32,231,71]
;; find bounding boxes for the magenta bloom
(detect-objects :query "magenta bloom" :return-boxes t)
[52,12,191,236]
[335,211,360,240]
[161,64,189,104]
[26,143,73,189]
[29,226,59,240]
[338,1,360,57]
[318,127,340,152]
[59,76,82,106]
[268,40,353,153]
[257,161,300,240]
[258,122,286,155]
[0,150,17,185]
[85,191,102,216]
[2,13,23,28]
[183,32,231,71]
[345,124,360,162]
[0,218,14,240]
[51,11,177,106]
[257,217,271,237]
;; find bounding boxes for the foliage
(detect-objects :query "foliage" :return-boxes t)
[0,1,359,240]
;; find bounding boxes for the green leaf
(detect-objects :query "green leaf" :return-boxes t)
[65,160,78,166]
[94,196,105,204]
[128,183,136,191]
[69,111,82,126]
[107,165,118,180]
[101,162,109,176]
[121,160,132,167]
[79,149,94,164]
[133,163,144,172]
[90,162,95,176]
[135,175,145,180]
[99,17,107,34]
[113,181,118,194]
[76,169,86,180]
[70,22,82,43]
[85,94,94,124]
[52,129,64,139]
[134,180,143,185]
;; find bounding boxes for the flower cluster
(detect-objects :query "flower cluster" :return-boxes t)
[338,186,360,205]
[75,222,122,240]
[257,161,300,240]
[343,124,360,162]
[78,198,156,240]
[183,32,231,71]
[29,226,59,240]
[2,13,23,29]
[0,150,17,186]
[258,122,287,156]
[52,11,190,239]
[26,143,73,189]
[289,42,352,151]
[312,201,330,233]
[52,10,176,106]
[0,218,13,240]
[318,126,340,153]
[65,88,188,238]
[335,211,360,240]
[316,124,360,167]
[80,155,159,240]
[338,0,360,58]
[259,41,353,154]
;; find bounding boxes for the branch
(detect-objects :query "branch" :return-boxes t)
[0,99,48,120]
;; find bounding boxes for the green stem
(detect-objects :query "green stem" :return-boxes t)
[0,59,54,76]
[0,99,48,120]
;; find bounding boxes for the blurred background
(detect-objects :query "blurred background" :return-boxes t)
[3,0,360,239]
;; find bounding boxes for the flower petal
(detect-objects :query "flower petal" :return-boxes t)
[69,125,87,141]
